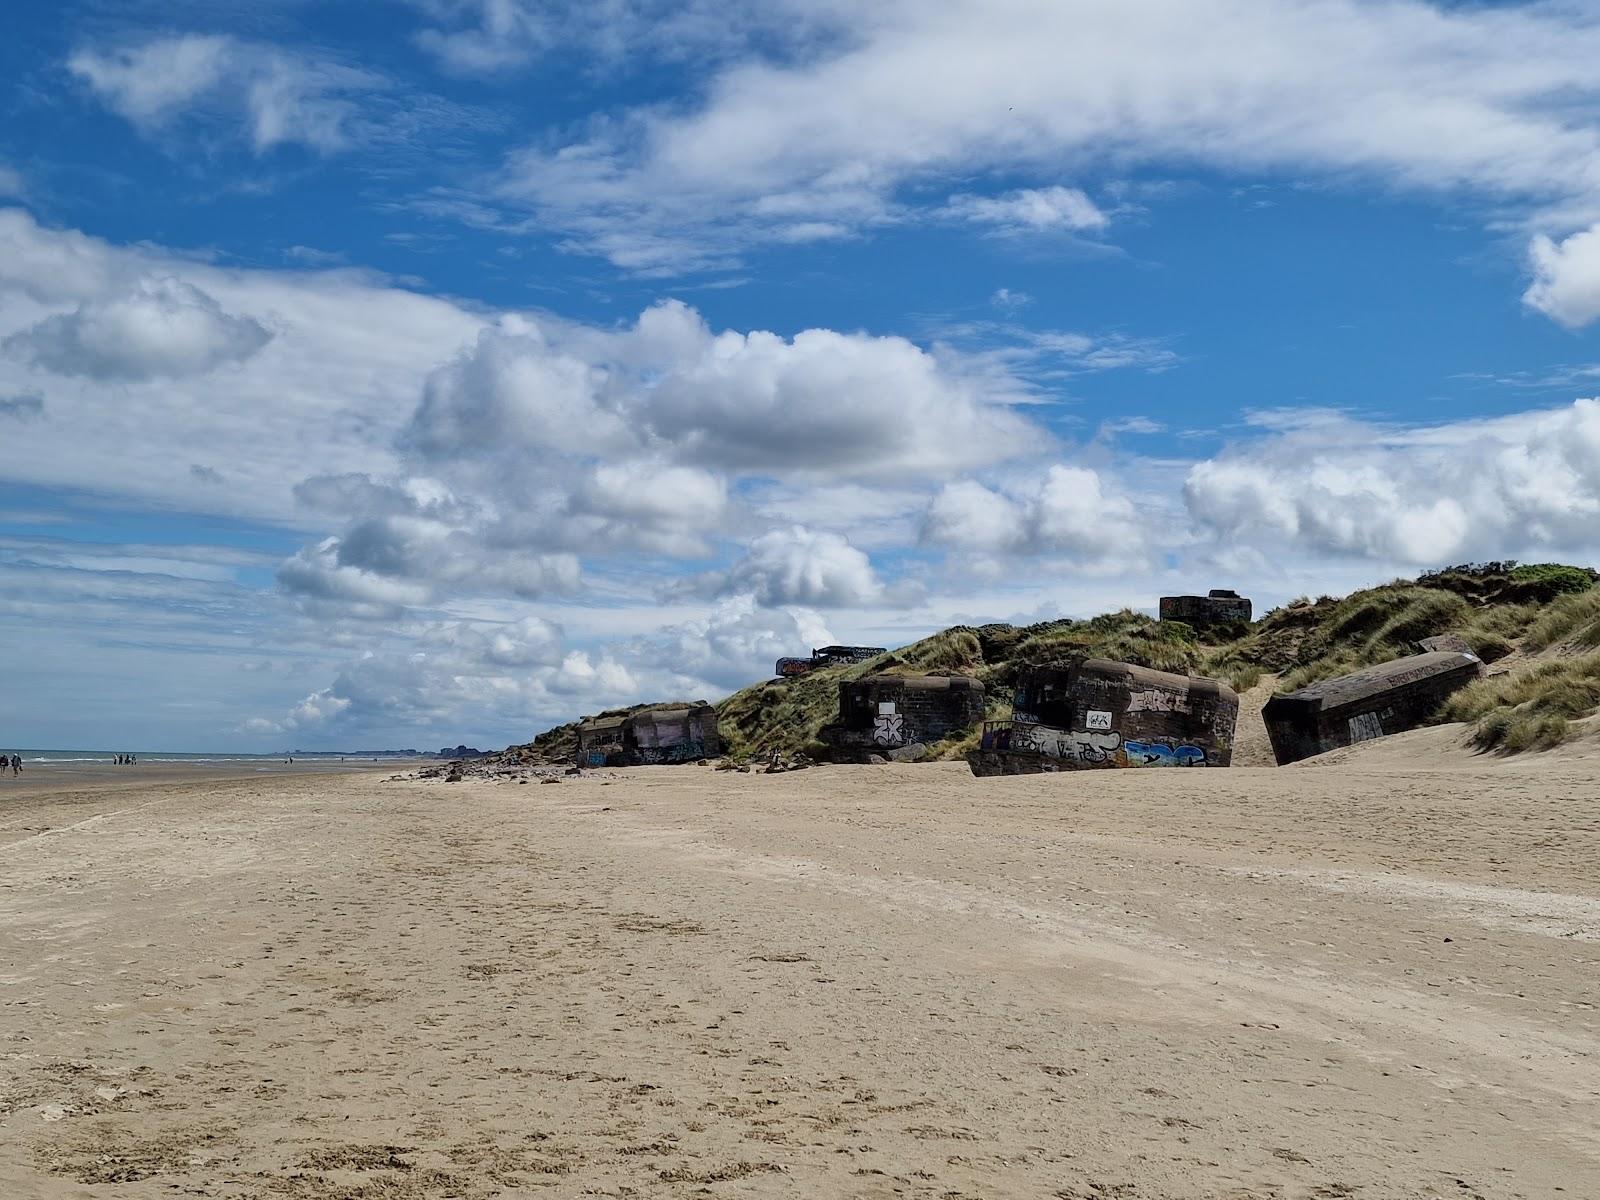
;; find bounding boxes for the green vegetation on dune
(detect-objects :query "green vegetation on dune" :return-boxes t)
[716,562,1600,762]
[1272,587,1478,691]
[1221,563,1597,695]
[1440,651,1600,752]
[1523,588,1600,652]
[717,609,1212,762]
[716,626,988,760]
[508,561,1600,764]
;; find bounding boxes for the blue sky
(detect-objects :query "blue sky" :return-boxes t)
[3,0,1600,752]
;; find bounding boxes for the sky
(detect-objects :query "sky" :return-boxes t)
[3,0,1600,752]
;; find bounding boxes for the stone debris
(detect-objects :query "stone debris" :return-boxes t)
[397,755,615,786]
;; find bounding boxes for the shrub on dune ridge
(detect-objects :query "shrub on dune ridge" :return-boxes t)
[1506,562,1598,598]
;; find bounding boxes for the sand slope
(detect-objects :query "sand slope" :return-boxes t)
[2,761,1598,1198]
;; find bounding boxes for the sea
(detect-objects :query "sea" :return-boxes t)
[5,750,424,765]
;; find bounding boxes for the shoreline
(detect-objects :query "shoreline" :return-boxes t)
[0,759,408,842]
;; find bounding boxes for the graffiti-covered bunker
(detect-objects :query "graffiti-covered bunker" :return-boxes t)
[1262,650,1483,765]
[967,659,1239,776]
[575,703,722,767]
[1158,588,1253,629]
[774,644,888,678]
[820,674,985,759]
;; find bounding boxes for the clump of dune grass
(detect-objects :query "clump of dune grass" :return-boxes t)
[1437,651,1600,753]
[1224,663,1264,693]
[1463,708,1571,753]
[992,610,1203,684]
[1522,587,1600,652]
[1262,586,1474,691]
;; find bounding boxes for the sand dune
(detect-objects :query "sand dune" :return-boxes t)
[2,758,1597,1197]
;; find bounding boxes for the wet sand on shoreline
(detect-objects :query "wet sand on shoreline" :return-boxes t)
[2,748,1597,1197]
[0,760,409,845]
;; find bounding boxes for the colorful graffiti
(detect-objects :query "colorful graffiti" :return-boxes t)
[1122,740,1207,767]
[981,721,1210,767]
[635,740,708,764]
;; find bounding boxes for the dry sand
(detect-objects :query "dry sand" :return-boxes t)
[2,742,1598,1198]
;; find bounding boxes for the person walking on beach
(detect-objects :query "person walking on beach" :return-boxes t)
[10,754,19,776]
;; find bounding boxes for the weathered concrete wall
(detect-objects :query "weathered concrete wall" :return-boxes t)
[576,704,722,766]
[822,674,985,758]
[1416,633,1475,656]
[773,646,886,678]
[968,659,1238,775]
[1262,651,1483,765]
[814,645,887,665]
[1158,589,1253,628]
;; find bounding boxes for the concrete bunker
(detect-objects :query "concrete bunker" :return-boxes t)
[820,674,985,760]
[968,659,1239,776]
[773,644,888,679]
[1159,588,1253,629]
[575,702,722,767]
[1262,650,1483,765]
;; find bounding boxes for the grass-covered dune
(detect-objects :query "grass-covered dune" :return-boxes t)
[506,562,1600,765]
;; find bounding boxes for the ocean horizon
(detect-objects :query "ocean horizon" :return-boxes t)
[3,750,431,764]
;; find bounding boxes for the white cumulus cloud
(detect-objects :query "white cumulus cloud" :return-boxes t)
[5,277,272,380]
[923,465,1143,565]
[409,299,1041,480]
[1183,401,1600,565]
[675,526,889,608]
[1525,225,1600,329]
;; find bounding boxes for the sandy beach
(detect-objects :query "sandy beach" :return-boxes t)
[3,744,1598,1198]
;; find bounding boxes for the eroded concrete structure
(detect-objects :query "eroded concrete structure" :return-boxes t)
[576,703,722,767]
[1159,589,1253,629]
[774,645,888,678]
[968,659,1239,776]
[1262,650,1483,765]
[821,674,985,760]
